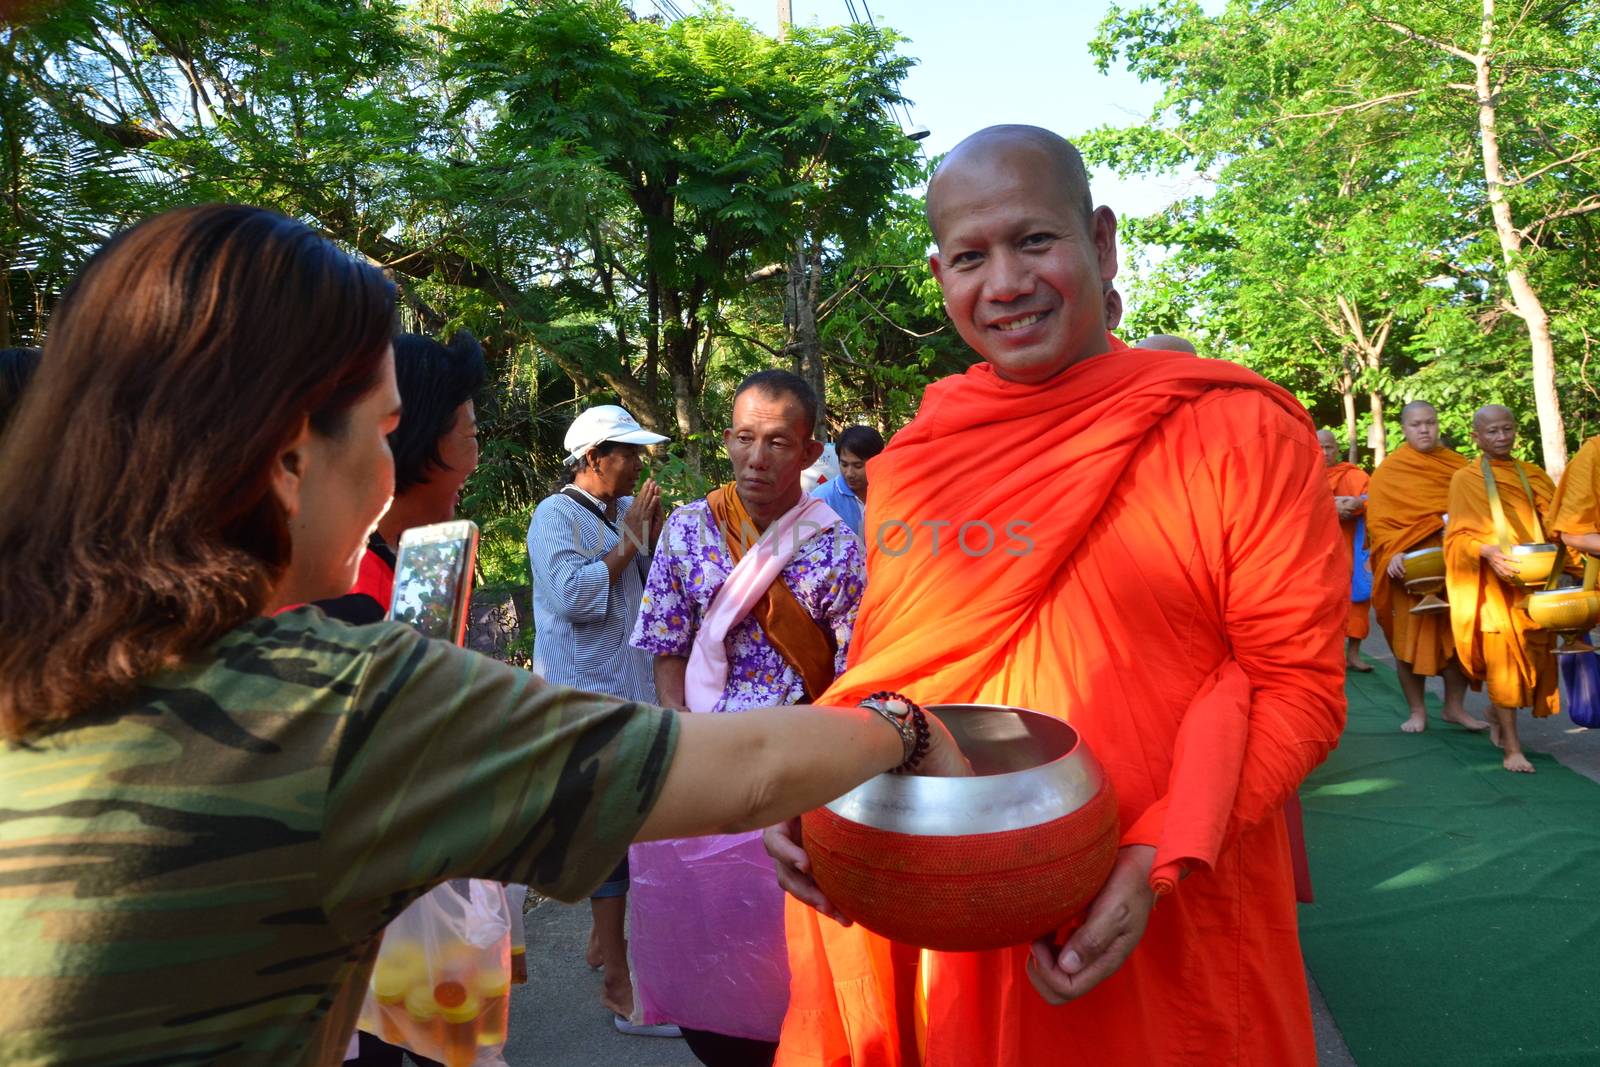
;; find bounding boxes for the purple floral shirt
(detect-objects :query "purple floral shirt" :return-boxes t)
[630,499,866,712]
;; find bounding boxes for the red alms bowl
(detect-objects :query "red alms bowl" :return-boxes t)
[801,704,1118,952]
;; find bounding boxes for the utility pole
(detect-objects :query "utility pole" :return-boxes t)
[776,0,827,438]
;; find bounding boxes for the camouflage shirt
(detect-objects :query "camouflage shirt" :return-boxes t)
[0,608,678,1066]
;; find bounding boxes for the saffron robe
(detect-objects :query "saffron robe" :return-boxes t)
[1444,459,1559,716]
[1548,435,1600,541]
[1366,443,1469,675]
[777,342,1347,1067]
[1326,461,1371,639]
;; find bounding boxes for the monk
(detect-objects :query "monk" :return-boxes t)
[1549,433,1600,556]
[763,125,1346,1066]
[1444,405,1558,773]
[1366,401,1487,733]
[1136,333,1198,354]
[1319,429,1373,671]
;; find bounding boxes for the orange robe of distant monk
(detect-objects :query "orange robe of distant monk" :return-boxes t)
[1444,459,1559,716]
[1366,443,1468,675]
[778,342,1347,1067]
[1549,435,1600,541]
[1327,461,1371,639]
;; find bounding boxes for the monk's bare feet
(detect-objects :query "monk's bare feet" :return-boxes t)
[1503,752,1535,773]
[1401,710,1427,733]
[1441,708,1490,732]
[1346,657,1373,673]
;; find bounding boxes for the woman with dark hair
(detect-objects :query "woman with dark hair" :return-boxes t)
[0,204,964,1066]
[810,424,885,541]
[318,330,486,624]
[0,346,42,432]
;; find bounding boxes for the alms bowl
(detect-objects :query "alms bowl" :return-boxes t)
[1401,547,1445,591]
[801,705,1119,952]
[1506,542,1560,589]
[1526,587,1600,633]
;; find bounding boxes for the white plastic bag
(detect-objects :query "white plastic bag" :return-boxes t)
[358,879,512,1067]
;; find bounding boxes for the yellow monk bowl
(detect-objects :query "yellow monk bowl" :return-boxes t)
[1526,588,1600,633]
[1401,547,1445,591]
[1505,543,1560,589]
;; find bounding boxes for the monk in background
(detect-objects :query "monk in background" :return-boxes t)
[1445,405,1558,772]
[1366,401,1486,733]
[765,125,1346,1067]
[1549,433,1600,557]
[1319,429,1373,671]
[1136,333,1198,354]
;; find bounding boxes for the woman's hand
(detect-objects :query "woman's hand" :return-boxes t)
[764,701,971,920]
[1026,844,1156,1005]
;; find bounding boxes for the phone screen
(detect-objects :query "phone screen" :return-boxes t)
[388,521,478,646]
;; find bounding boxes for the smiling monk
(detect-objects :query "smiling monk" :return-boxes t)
[763,125,1347,1067]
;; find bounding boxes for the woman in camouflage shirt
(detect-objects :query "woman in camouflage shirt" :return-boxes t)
[0,205,963,1066]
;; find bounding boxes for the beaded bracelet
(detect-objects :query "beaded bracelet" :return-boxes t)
[861,690,932,774]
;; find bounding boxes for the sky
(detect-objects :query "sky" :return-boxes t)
[665,0,1213,224]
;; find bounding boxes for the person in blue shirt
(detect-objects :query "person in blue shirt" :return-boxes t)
[811,424,883,543]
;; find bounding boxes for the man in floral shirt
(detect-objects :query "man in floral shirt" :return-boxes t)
[627,370,865,1066]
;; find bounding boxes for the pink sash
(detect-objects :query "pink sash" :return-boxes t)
[684,496,841,712]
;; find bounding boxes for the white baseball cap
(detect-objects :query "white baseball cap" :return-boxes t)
[563,404,670,465]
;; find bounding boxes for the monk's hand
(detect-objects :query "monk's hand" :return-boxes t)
[1480,544,1518,581]
[1385,554,1407,579]
[763,819,852,926]
[1026,844,1156,1005]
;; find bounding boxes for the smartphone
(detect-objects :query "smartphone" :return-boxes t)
[386,520,479,647]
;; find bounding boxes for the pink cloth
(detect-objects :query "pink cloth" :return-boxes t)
[683,496,841,713]
[630,494,840,1040]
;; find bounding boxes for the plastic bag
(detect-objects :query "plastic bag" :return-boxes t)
[1351,517,1373,603]
[1561,638,1600,729]
[358,879,512,1067]
[628,833,790,1041]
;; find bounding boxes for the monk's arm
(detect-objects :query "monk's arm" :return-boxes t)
[1559,531,1600,556]
[1218,424,1348,840]
[654,654,688,711]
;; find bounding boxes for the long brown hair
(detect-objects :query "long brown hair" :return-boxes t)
[0,205,394,740]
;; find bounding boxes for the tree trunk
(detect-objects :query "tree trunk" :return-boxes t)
[1474,0,1567,475]
[1341,377,1358,463]
[1368,390,1387,466]
[786,242,826,439]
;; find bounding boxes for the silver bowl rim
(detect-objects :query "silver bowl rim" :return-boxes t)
[820,703,1109,836]
[1509,542,1559,555]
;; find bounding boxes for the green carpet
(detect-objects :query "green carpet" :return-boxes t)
[1300,663,1600,1066]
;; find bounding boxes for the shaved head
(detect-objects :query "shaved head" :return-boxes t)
[1472,403,1513,431]
[927,125,1094,244]
[1136,334,1198,354]
[1399,400,1436,422]
[1316,429,1340,467]
[1471,403,1516,461]
[1398,400,1441,453]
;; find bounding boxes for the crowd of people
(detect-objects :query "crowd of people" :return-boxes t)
[1,122,1595,1067]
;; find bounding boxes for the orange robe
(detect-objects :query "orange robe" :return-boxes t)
[1366,443,1469,675]
[1326,461,1371,638]
[779,342,1347,1067]
[1444,458,1559,716]
[1548,434,1600,541]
